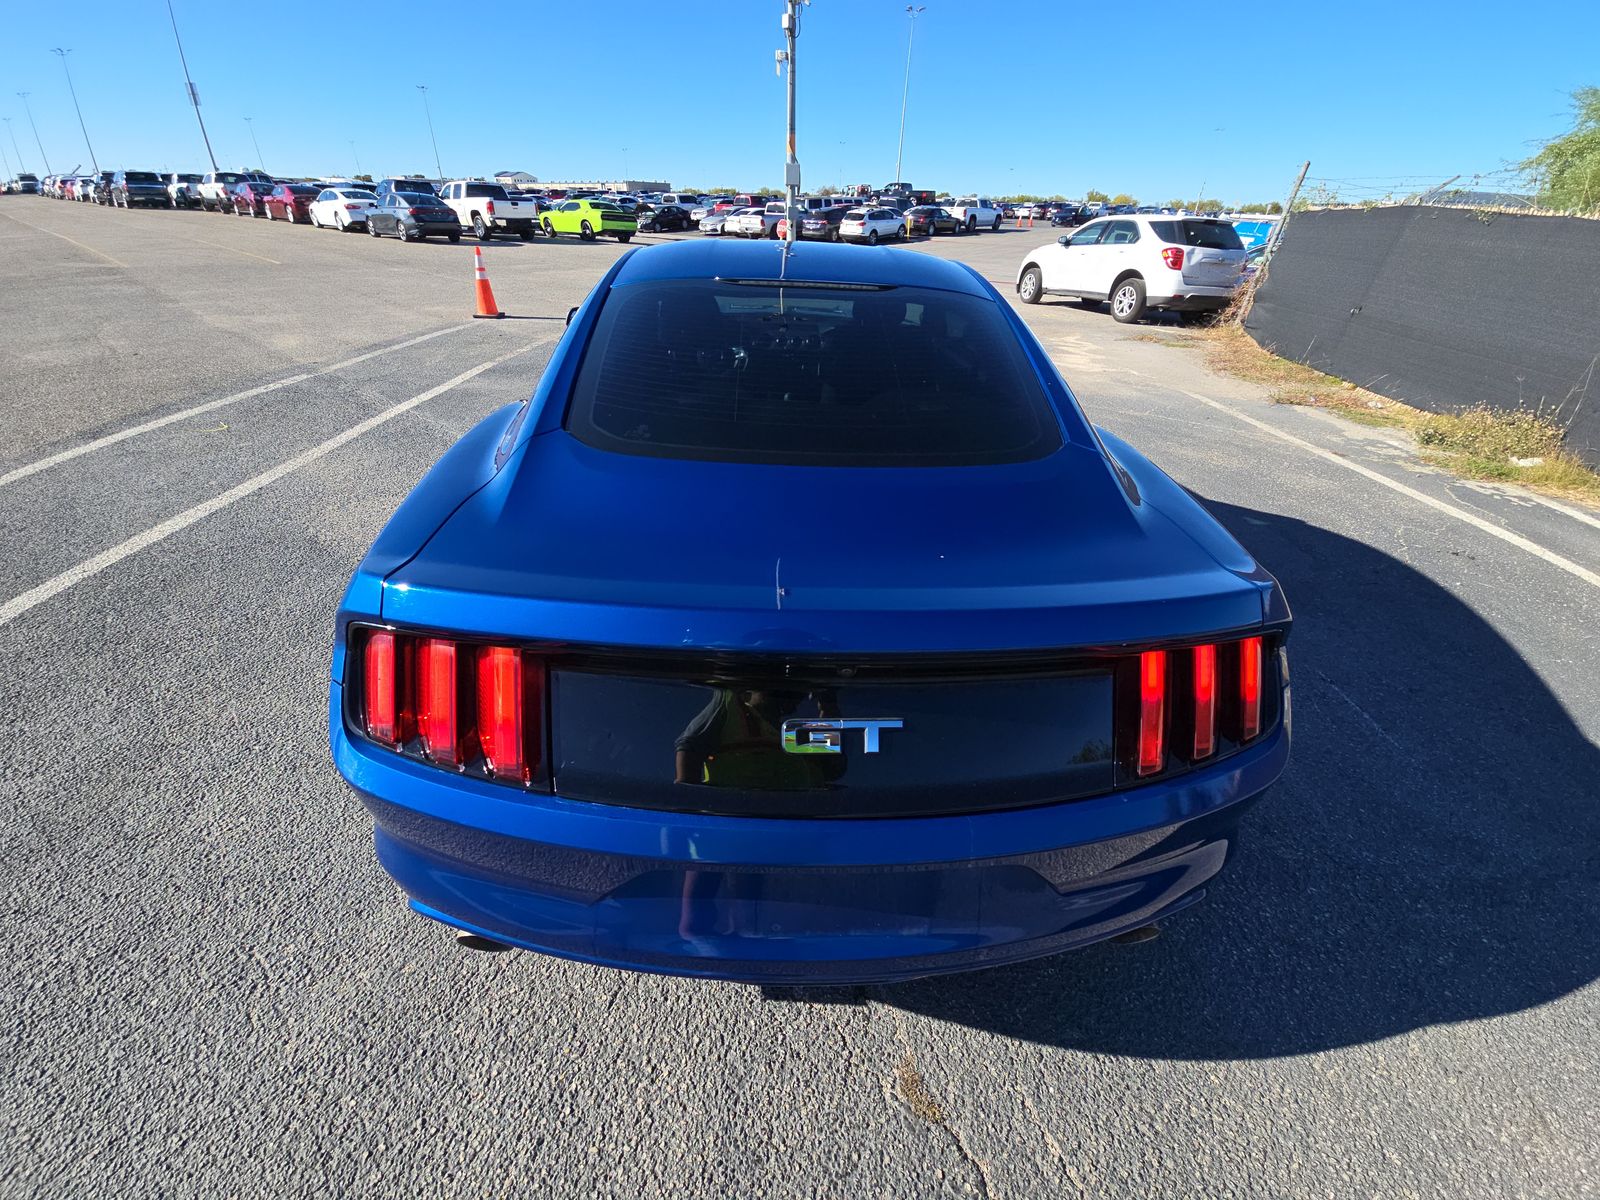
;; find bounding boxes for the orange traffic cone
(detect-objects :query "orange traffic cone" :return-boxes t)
[473,246,503,319]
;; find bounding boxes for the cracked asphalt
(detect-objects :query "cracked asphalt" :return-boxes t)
[2,197,1597,1199]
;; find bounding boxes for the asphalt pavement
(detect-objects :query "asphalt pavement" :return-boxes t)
[2,197,1596,1199]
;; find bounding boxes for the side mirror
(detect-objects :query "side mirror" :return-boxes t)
[1058,236,1071,246]
[566,306,579,327]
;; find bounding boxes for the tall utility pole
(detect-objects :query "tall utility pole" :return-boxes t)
[776,0,804,243]
[0,135,13,182]
[894,5,925,187]
[416,85,443,180]
[17,93,50,175]
[165,0,218,172]
[350,140,362,176]
[243,116,265,173]
[3,118,26,175]
[51,50,98,175]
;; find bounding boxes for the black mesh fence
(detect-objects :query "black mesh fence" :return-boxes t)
[1246,206,1600,467]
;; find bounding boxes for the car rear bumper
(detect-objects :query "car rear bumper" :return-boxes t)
[331,689,1288,983]
[1151,283,1239,310]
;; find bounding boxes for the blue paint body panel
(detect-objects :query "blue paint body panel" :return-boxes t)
[330,240,1293,982]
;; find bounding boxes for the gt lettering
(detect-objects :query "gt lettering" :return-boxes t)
[780,717,905,755]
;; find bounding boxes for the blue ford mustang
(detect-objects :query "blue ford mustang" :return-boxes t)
[330,239,1291,983]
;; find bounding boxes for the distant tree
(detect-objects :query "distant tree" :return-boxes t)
[818,185,838,196]
[1110,192,1136,206]
[1084,188,1108,203]
[1165,197,1185,210]
[1267,201,1283,214]
[354,174,373,183]
[1521,86,1600,211]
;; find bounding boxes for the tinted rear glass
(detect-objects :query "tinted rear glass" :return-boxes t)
[465,183,508,198]
[1151,219,1245,250]
[566,279,1061,467]
[125,172,161,183]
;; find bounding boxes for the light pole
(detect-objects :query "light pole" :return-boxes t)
[893,5,925,187]
[416,85,443,180]
[349,140,361,176]
[243,116,265,173]
[3,118,26,175]
[164,0,218,173]
[50,49,98,175]
[0,134,12,181]
[776,0,804,243]
[17,93,50,175]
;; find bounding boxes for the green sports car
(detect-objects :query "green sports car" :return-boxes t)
[541,199,636,242]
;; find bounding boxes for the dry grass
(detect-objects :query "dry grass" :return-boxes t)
[894,1056,945,1123]
[1154,325,1600,506]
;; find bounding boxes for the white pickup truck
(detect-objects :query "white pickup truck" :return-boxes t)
[438,180,542,241]
[947,196,1002,232]
[197,170,273,213]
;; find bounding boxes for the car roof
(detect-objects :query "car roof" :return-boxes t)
[610,239,991,297]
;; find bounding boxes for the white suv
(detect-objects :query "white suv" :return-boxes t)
[1015,215,1246,322]
[838,207,907,245]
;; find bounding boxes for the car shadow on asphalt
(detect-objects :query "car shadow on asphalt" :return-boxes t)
[871,498,1600,1058]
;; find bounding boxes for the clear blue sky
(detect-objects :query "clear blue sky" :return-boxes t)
[2,0,1595,203]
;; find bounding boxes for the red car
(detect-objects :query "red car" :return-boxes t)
[265,183,318,223]
[229,181,274,217]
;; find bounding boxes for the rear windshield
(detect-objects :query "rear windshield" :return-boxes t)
[566,280,1061,467]
[1151,219,1245,250]
[125,172,161,183]
[340,190,377,201]
[215,173,243,184]
[465,183,508,198]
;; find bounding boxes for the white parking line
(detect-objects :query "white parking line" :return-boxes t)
[0,343,536,630]
[181,236,282,265]
[0,210,127,268]
[0,324,468,490]
[1181,389,1600,591]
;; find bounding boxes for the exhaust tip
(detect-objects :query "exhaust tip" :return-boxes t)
[454,930,515,953]
[1110,924,1162,946]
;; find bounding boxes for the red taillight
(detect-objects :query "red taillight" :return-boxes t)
[356,627,545,787]
[485,199,495,216]
[364,631,398,745]
[417,638,460,765]
[1239,636,1263,741]
[1192,643,1217,759]
[406,208,418,217]
[344,203,361,210]
[1137,650,1167,776]
[1162,246,1185,270]
[478,646,531,782]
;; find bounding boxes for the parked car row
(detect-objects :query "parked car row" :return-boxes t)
[21,170,645,245]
